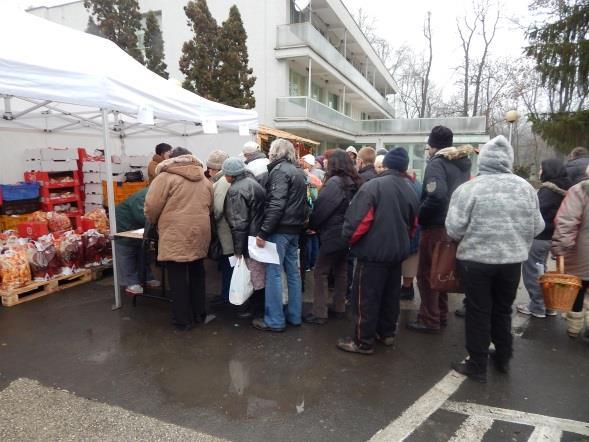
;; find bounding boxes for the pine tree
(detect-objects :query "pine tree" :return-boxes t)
[179,0,219,99]
[217,5,256,108]
[83,0,145,65]
[526,1,589,153]
[144,11,169,79]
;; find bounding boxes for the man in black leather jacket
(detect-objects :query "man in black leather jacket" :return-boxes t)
[253,139,307,332]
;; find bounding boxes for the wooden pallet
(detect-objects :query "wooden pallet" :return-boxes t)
[88,262,113,281]
[1,270,92,307]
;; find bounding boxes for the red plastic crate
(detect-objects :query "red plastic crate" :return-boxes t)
[17,222,49,240]
[25,170,81,187]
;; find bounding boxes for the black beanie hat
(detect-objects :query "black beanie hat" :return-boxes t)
[428,125,453,149]
[383,147,409,172]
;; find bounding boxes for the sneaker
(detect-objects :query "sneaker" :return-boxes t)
[125,284,144,295]
[406,320,441,334]
[400,285,415,301]
[489,350,510,374]
[545,309,557,317]
[516,304,546,318]
[451,361,487,383]
[336,337,374,355]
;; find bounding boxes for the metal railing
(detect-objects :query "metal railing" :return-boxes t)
[275,97,488,136]
[276,22,395,116]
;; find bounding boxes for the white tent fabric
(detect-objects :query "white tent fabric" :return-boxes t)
[0,6,258,130]
[0,6,258,309]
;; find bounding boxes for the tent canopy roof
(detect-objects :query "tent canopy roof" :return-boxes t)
[0,6,257,131]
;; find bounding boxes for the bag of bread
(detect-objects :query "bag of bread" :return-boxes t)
[29,211,49,226]
[56,231,83,273]
[85,208,109,234]
[26,235,60,280]
[82,229,109,267]
[46,212,72,233]
[0,248,32,290]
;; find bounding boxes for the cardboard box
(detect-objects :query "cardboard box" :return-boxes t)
[84,202,103,213]
[25,160,42,171]
[83,172,102,184]
[40,148,78,161]
[85,194,103,205]
[82,161,103,173]
[25,148,42,161]
[84,183,103,194]
[40,160,78,172]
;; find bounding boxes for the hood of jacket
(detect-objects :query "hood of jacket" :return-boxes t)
[151,154,164,164]
[432,145,473,172]
[155,154,204,182]
[540,158,571,190]
[478,135,513,175]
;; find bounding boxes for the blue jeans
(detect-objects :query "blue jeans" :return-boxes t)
[306,235,320,270]
[522,239,551,314]
[264,233,302,328]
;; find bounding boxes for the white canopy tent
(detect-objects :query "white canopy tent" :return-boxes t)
[0,6,258,309]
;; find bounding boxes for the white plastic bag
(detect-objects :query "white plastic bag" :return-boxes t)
[229,257,254,305]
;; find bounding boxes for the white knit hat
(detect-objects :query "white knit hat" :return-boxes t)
[242,141,260,155]
[346,146,358,155]
[302,154,315,166]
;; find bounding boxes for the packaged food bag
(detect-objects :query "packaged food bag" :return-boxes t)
[46,211,72,233]
[0,248,32,290]
[85,208,109,234]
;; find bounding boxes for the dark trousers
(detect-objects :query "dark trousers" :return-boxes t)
[458,260,521,368]
[219,255,233,301]
[353,260,402,349]
[312,249,348,318]
[167,260,206,327]
[417,227,449,328]
[572,281,589,312]
[306,235,320,269]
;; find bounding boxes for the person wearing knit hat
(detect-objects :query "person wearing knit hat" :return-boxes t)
[223,156,268,319]
[445,135,544,382]
[407,126,471,335]
[383,147,409,172]
[206,149,229,182]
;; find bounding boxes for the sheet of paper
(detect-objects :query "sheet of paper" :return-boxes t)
[132,228,144,235]
[248,236,280,265]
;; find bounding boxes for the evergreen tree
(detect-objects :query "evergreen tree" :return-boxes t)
[83,0,145,65]
[526,1,589,153]
[217,5,256,108]
[144,11,169,79]
[180,0,219,99]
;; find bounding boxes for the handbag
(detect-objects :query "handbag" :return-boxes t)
[229,257,254,305]
[428,240,464,293]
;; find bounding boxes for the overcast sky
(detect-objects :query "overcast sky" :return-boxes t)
[11,0,532,96]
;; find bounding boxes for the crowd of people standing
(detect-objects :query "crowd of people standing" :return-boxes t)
[128,126,589,384]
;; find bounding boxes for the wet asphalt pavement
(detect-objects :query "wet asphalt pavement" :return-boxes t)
[0,264,588,441]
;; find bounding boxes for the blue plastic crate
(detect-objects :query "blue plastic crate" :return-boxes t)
[0,182,40,202]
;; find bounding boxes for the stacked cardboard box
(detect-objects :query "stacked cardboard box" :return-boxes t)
[82,161,127,213]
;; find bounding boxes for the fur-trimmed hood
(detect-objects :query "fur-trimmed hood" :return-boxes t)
[155,154,204,182]
[434,145,474,160]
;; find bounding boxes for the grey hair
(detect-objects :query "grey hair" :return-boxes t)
[269,138,296,163]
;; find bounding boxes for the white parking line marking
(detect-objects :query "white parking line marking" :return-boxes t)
[528,425,563,442]
[369,370,466,441]
[448,415,494,442]
[442,401,589,437]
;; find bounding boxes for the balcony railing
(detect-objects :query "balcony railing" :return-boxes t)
[275,97,488,136]
[276,22,395,116]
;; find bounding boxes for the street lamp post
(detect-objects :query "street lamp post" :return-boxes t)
[505,110,519,144]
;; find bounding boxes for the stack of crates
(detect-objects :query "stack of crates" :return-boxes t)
[0,182,41,231]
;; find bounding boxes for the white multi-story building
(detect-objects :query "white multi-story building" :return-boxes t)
[29,0,488,173]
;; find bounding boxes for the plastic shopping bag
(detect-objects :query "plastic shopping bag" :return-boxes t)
[229,257,254,305]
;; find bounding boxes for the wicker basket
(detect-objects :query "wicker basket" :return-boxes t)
[539,256,582,311]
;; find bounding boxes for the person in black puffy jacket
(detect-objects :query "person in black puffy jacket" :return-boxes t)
[517,158,571,318]
[223,157,267,318]
[303,149,362,325]
[336,148,419,354]
[565,147,589,185]
[253,139,307,332]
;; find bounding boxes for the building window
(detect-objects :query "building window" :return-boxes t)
[328,93,339,111]
[344,102,351,117]
[289,69,308,96]
[311,83,324,103]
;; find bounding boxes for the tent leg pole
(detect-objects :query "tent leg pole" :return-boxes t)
[102,109,122,310]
